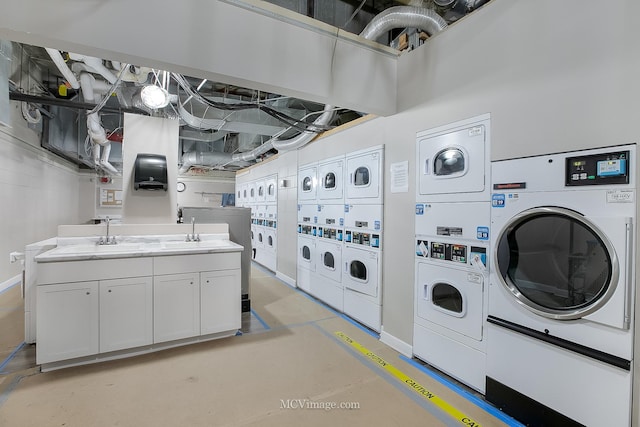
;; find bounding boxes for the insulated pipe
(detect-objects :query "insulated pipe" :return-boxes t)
[45,48,80,89]
[360,6,447,40]
[179,151,251,174]
[68,53,118,84]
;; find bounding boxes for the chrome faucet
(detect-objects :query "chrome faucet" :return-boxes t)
[186,217,200,242]
[99,216,117,245]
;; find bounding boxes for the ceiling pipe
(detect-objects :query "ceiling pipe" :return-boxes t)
[181,6,447,171]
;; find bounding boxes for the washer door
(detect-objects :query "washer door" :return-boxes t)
[495,207,619,320]
[343,247,379,298]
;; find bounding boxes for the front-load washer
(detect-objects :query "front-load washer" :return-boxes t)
[416,113,490,202]
[265,175,277,204]
[413,201,490,393]
[256,179,266,203]
[297,234,316,293]
[343,245,381,331]
[345,146,383,204]
[248,181,257,203]
[487,145,635,427]
[298,162,318,203]
[317,155,345,202]
[311,239,344,311]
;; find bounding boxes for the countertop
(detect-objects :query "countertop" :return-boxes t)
[35,237,244,263]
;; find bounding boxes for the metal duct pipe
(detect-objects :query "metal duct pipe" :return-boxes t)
[179,151,252,174]
[231,104,335,163]
[360,6,447,41]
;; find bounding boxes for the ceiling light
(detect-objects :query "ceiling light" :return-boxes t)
[140,85,169,109]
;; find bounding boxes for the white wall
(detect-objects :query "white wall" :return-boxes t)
[122,114,179,224]
[176,175,236,210]
[0,102,80,285]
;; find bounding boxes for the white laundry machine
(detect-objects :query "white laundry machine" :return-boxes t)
[345,146,384,204]
[317,155,345,203]
[265,175,277,204]
[312,239,344,311]
[256,179,266,203]
[486,145,635,427]
[248,181,257,203]
[413,201,490,393]
[298,162,318,203]
[416,113,490,202]
[297,235,316,293]
[343,202,383,332]
[296,204,317,292]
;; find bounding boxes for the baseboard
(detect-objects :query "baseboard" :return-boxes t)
[275,271,296,288]
[380,327,413,357]
[0,274,21,295]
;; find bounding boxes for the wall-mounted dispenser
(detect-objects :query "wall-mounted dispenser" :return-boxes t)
[134,153,168,191]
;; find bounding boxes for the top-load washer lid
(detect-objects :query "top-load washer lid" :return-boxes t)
[434,147,465,176]
[495,206,618,321]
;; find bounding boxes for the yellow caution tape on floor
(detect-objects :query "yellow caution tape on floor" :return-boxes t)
[335,331,482,427]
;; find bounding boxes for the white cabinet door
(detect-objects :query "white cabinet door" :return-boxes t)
[100,276,153,353]
[36,281,99,364]
[200,270,241,335]
[154,273,200,343]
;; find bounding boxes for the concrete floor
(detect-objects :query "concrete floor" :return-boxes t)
[0,265,520,427]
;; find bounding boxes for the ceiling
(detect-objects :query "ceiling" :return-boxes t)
[4,0,490,175]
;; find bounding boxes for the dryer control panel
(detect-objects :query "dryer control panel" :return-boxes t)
[566,150,629,186]
[415,239,487,270]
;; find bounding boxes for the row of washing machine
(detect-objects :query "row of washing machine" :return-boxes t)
[414,113,637,426]
[297,146,384,332]
[236,175,278,272]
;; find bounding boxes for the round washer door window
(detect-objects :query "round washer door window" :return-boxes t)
[324,172,336,189]
[495,207,618,320]
[434,147,465,176]
[323,252,335,269]
[354,167,370,186]
[350,260,368,281]
[431,283,464,315]
[302,246,311,260]
[302,176,312,192]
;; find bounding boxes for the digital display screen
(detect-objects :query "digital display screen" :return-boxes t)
[566,150,630,186]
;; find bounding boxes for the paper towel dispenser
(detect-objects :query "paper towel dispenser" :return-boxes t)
[134,153,168,191]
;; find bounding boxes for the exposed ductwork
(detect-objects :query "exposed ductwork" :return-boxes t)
[360,6,448,41]
[179,6,448,173]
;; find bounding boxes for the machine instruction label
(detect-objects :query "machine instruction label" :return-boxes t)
[607,190,634,203]
[415,204,425,215]
[476,226,489,240]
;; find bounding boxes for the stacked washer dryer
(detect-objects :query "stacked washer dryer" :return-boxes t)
[413,114,491,393]
[297,163,318,294]
[296,147,384,331]
[236,174,278,272]
[487,145,636,427]
[343,145,384,332]
[312,155,346,311]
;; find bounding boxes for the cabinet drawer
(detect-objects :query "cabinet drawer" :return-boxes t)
[38,257,153,284]
[153,252,240,275]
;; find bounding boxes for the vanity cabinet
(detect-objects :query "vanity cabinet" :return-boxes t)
[36,281,99,364]
[154,272,200,342]
[35,249,241,369]
[100,276,153,353]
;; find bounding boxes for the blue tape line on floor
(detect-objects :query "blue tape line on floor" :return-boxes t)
[250,308,271,330]
[0,342,25,373]
[399,355,524,427]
